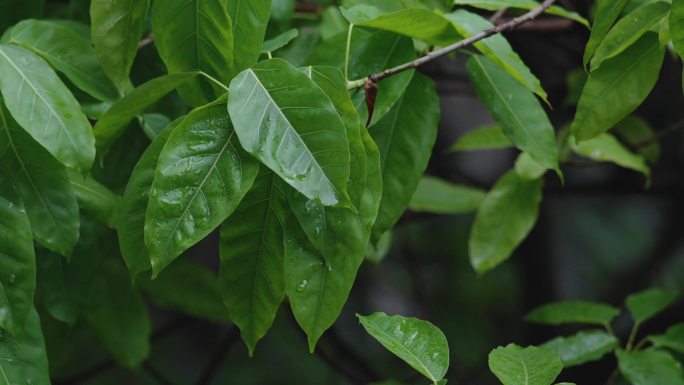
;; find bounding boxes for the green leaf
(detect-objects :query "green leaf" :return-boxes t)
[671,0,684,60]
[649,323,684,353]
[0,185,35,335]
[541,330,618,367]
[572,33,664,141]
[4,19,119,102]
[614,116,660,164]
[93,72,199,156]
[0,308,50,384]
[370,73,439,243]
[90,0,149,91]
[228,0,272,76]
[0,102,79,257]
[145,100,259,276]
[219,168,287,355]
[152,0,233,106]
[228,58,351,207]
[625,287,678,324]
[525,300,621,326]
[261,28,299,54]
[446,10,548,103]
[358,313,449,383]
[466,55,559,172]
[355,8,463,46]
[448,124,513,152]
[0,44,95,173]
[140,113,171,141]
[469,170,542,274]
[67,169,122,228]
[583,0,630,67]
[409,176,485,214]
[452,0,589,27]
[138,259,229,323]
[591,2,670,70]
[570,133,650,179]
[488,344,562,385]
[514,152,547,180]
[0,0,44,32]
[617,349,684,385]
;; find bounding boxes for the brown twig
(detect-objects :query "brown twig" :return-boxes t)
[489,8,508,23]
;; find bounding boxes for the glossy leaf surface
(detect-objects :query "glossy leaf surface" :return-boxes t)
[355,8,463,46]
[0,308,50,384]
[67,169,121,228]
[228,0,272,75]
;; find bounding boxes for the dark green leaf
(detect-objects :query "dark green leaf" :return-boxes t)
[583,0,630,67]
[649,323,684,353]
[671,0,684,60]
[625,287,678,324]
[140,113,171,141]
[617,349,684,385]
[228,0,272,76]
[67,169,121,228]
[355,9,463,46]
[489,344,562,385]
[452,0,589,27]
[358,312,449,383]
[261,29,299,54]
[613,116,660,164]
[448,124,513,152]
[526,300,620,326]
[0,308,50,384]
[409,176,485,214]
[541,330,618,367]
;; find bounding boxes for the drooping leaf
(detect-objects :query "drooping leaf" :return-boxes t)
[93,72,199,156]
[90,0,149,91]
[525,300,621,326]
[617,349,684,385]
[541,330,618,367]
[409,176,485,214]
[452,0,589,27]
[613,116,660,164]
[649,323,684,353]
[67,169,121,228]
[625,287,678,324]
[0,308,50,384]
[591,1,670,70]
[358,312,450,383]
[466,55,559,172]
[0,0,44,32]
[0,102,79,257]
[227,58,351,207]
[355,8,463,46]
[145,100,259,276]
[152,0,233,106]
[489,344,562,385]
[4,19,119,102]
[583,0,630,67]
[671,0,684,61]
[0,44,95,173]
[227,0,272,76]
[514,152,547,180]
[469,170,543,274]
[572,33,664,141]
[261,28,299,54]
[370,73,440,243]
[448,124,513,152]
[569,133,650,179]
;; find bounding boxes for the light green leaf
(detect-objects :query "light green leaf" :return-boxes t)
[0,44,95,173]
[370,73,440,243]
[671,0,684,60]
[67,169,121,228]
[649,323,684,353]
[469,170,542,274]
[583,0,630,67]
[514,152,547,180]
[261,29,298,54]
[614,115,660,164]
[525,300,620,326]
[228,58,351,207]
[570,133,650,179]
[0,184,35,335]
[409,176,485,214]
[466,55,559,172]
[228,0,272,76]
[152,0,233,106]
[91,0,148,91]
[448,124,513,152]
[355,8,463,46]
[446,10,548,103]
[489,344,562,385]
[617,349,684,385]
[0,102,79,257]
[358,313,449,383]
[452,0,589,27]
[93,72,199,156]
[541,330,618,367]
[625,287,678,324]
[0,308,50,384]
[572,33,664,141]
[145,100,258,276]
[4,19,119,102]
[591,2,670,70]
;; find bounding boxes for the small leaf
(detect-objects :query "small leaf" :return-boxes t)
[570,133,650,179]
[409,176,485,214]
[541,330,618,367]
[469,170,543,274]
[525,300,620,326]
[261,28,299,54]
[452,0,589,27]
[355,8,463,46]
[358,312,450,383]
[649,323,684,354]
[617,349,684,385]
[583,0,630,67]
[67,169,122,228]
[625,287,678,324]
[448,124,513,152]
[488,344,562,385]
[0,308,50,384]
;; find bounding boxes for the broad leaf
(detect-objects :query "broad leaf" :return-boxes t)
[152,0,233,106]
[525,300,620,326]
[228,0,272,75]
[4,19,119,102]
[145,100,259,276]
[452,0,589,27]
[625,287,678,324]
[466,55,559,172]
[0,102,79,257]
[358,313,449,383]
[570,133,650,179]
[90,0,148,91]
[355,8,463,46]
[67,169,121,228]
[489,344,562,385]
[409,176,485,214]
[583,0,630,67]
[370,73,440,243]
[261,28,299,54]
[448,124,513,152]
[0,308,50,384]
[617,349,684,385]
[228,58,351,207]
[469,171,542,274]
[671,0,684,61]
[541,330,618,367]
[572,33,664,141]
[649,323,684,353]
[0,44,95,172]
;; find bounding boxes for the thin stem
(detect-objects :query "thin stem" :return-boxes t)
[199,71,229,92]
[626,322,640,351]
[604,322,615,336]
[344,23,354,81]
[633,337,650,351]
[266,51,273,59]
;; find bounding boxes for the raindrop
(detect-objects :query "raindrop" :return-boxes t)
[151,189,158,198]
[8,274,15,284]
[296,279,308,292]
